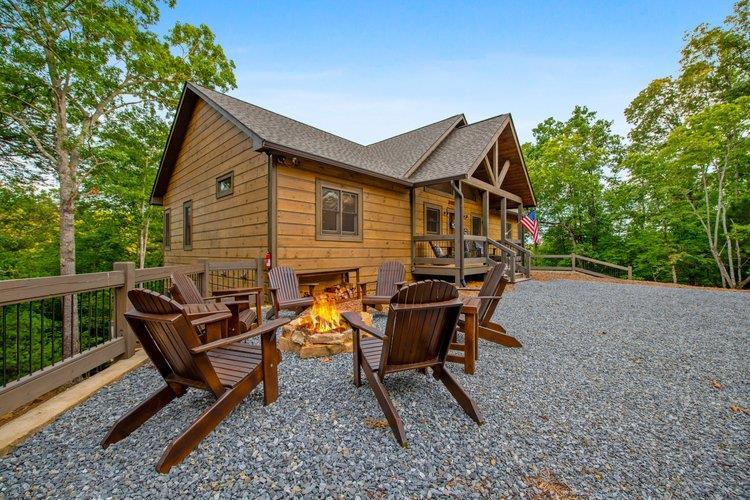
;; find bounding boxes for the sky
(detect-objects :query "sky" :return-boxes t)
[158,0,734,144]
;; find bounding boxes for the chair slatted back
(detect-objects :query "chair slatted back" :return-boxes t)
[380,281,462,372]
[268,266,303,303]
[126,289,223,395]
[476,262,507,322]
[170,272,204,305]
[375,261,406,297]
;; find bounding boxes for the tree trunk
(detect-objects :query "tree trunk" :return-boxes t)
[671,264,678,284]
[59,153,79,357]
[138,212,150,269]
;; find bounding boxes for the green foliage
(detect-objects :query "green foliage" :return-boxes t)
[0,183,59,278]
[527,1,750,287]
[523,106,623,257]
[0,0,236,276]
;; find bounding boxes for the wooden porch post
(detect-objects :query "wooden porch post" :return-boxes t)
[518,203,525,245]
[452,180,464,286]
[500,197,507,242]
[482,190,490,236]
[482,189,490,261]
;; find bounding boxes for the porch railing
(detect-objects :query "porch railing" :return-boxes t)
[413,235,458,266]
[0,258,263,416]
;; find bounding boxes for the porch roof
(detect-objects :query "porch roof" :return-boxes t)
[152,83,535,206]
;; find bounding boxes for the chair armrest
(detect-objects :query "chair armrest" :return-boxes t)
[210,287,262,298]
[394,281,408,290]
[190,318,289,354]
[457,287,481,293]
[206,288,262,301]
[475,295,505,300]
[341,311,385,340]
[188,311,232,327]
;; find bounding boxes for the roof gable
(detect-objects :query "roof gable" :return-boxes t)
[409,115,509,184]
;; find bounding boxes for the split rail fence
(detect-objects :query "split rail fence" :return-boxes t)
[531,254,632,280]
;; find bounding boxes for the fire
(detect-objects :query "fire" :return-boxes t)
[308,295,343,333]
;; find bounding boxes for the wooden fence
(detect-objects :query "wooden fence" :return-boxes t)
[532,254,632,280]
[0,259,263,416]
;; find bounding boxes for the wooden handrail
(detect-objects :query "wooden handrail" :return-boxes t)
[0,271,126,306]
[573,254,630,272]
[412,234,455,242]
[134,264,203,283]
[486,238,516,256]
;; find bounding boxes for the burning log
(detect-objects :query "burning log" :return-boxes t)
[278,295,374,358]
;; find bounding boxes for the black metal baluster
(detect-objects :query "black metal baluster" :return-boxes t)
[51,298,56,364]
[28,300,33,374]
[2,306,6,387]
[93,289,99,346]
[16,304,20,380]
[40,299,45,371]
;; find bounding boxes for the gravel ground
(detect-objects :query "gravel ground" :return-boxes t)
[1,279,748,498]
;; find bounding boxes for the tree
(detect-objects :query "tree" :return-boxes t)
[83,108,168,270]
[523,106,624,258]
[624,0,750,288]
[0,0,235,354]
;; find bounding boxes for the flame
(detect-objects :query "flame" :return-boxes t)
[308,295,342,333]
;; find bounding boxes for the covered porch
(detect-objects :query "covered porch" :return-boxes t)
[408,115,535,285]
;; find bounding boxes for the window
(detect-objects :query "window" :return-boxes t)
[183,201,193,250]
[472,215,483,236]
[425,204,441,234]
[216,171,233,198]
[163,209,171,250]
[316,180,363,241]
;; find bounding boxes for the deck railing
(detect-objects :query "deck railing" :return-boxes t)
[532,254,632,280]
[0,258,263,415]
[413,235,458,267]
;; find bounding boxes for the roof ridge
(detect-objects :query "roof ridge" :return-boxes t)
[458,113,510,129]
[189,82,369,149]
[366,114,464,147]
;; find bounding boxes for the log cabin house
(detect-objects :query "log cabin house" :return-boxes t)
[151,83,535,288]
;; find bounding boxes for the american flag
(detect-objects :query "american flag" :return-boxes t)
[521,210,540,245]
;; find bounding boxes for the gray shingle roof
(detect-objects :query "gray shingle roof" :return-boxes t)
[187,83,509,185]
[408,115,509,183]
[365,114,465,177]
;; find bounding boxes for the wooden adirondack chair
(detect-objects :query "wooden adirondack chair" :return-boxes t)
[101,289,288,473]
[342,281,484,446]
[457,262,521,348]
[360,260,406,311]
[268,266,315,318]
[169,271,262,335]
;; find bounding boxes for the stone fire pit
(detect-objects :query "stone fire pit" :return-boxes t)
[278,298,374,359]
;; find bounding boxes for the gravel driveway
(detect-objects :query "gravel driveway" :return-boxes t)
[1,279,748,498]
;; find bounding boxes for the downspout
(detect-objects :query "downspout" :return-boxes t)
[451,180,465,286]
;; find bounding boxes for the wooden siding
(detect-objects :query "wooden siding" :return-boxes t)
[275,159,412,284]
[163,99,268,265]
